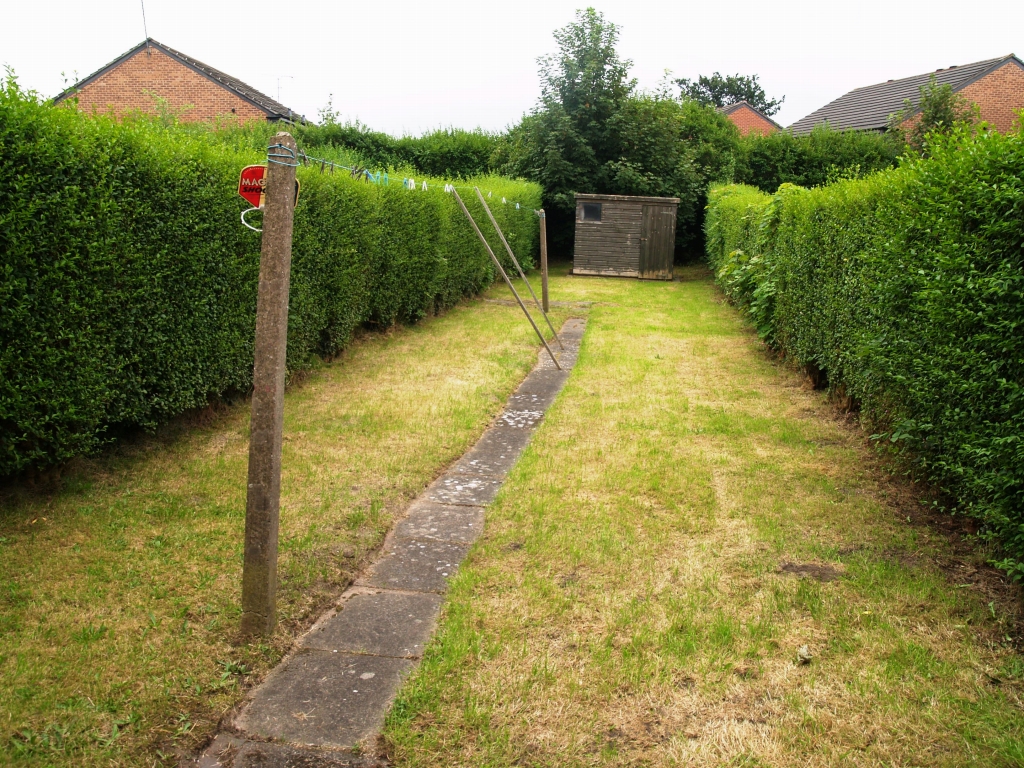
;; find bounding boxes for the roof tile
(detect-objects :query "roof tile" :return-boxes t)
[788,55,1020,135]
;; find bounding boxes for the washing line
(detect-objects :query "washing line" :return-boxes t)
[289,147,531,208]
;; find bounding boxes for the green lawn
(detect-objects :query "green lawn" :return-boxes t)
[0,289,570,767]
[383,267,1024,767]
[4,265,1022,767]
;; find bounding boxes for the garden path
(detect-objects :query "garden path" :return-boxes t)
[195,320,586,767]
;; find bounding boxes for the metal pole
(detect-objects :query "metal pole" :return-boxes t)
[452,190,561,370]
[241,132,298,637]
[538,209,549,314]
[475,189,563,350]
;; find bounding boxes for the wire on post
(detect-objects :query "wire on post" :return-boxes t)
[267,143,299,167]
[276,143,530,206]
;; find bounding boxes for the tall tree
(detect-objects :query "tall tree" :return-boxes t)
[502,8,635,244]
[676,72,784,116]
[536,7,635,163]
[500,8,740,258]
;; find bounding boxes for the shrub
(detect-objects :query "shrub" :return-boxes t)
[706,126,1024,575]
[503,93,740,258]
[887,74,979,156]
[295,120,501,180]
[0,81,540,475]
[735,124,900,193]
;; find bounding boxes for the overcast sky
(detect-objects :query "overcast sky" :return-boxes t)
[3,0,1021,134]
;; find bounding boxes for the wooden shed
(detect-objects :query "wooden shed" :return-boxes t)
[572,193,679,280]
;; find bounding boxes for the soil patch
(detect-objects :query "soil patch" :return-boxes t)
[778,562,843,582]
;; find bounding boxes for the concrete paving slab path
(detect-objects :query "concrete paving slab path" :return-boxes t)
[198,733,381,768]
[423,473,504,506]
[392,501,485,543]
[356,539,470,593]
[234,653,415,749]
[302,590,443,658]
[189,318,585,767]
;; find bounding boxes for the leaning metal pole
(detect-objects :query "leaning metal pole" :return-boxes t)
[452,189,561,370]
[475,188,563,350]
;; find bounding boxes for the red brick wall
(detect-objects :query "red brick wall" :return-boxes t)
[959,61,1024,133]
[69,47,268,123]
[726,105,778,137]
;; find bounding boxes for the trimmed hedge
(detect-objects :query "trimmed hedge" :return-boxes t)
[706,127,1024,575]
[0,82,540,475]
[734,124,900,193]
[295,122,500,181]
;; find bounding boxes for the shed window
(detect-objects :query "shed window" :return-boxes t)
[581,203,602,222]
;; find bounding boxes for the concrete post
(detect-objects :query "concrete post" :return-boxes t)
[538,209,549,313]
[241,133,297,637]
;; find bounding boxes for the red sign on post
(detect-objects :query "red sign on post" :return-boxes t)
[238,164,300,211]
[238,165,267,209]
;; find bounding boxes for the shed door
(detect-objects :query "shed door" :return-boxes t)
[639,205,677,280]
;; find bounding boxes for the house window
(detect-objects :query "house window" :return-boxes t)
[580,203,602,222]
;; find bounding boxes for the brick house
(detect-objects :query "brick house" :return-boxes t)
[789,54,1024,135]
[720,101,780,137]
[54,38,304,124]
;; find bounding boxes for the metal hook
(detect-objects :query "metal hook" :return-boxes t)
[241,207,263,232]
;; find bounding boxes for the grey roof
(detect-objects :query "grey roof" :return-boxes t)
[788,54,1023,135]
[719,100,781,129]
[54,38,306,123]
[575,193,680,205]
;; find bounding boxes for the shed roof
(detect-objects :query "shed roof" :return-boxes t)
[575,193,680,205]
[54,38,307,123]
[788,54,1023,135]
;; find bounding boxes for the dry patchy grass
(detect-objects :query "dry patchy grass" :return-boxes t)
[383,266,1024,767]
[0,290,570,767]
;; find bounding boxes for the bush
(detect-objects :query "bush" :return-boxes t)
[706,126,1024,575]
[0,81,540,475]
[295,121,501,180]
[735,124,900,192]
[502,94,740,259]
